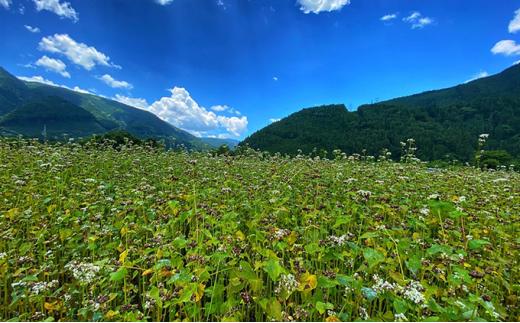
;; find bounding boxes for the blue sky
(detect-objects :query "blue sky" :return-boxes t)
[1,0,520,139]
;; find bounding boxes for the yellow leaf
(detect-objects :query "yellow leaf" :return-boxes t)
[236,230,245,241]
[105,310,119,319]
[119,249,129,264]
[142,269,154,276]
[6,208,18,221]
[194,283,205,302]
[120,226,129,236]
[299,272,317,292]
[287,231,298,245]
[44,302,56,311]
[47,204,56,214]
[412,232,421,240]
[326,316,341,322]
[463,262,471,268]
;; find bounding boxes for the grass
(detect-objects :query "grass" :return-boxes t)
[0,139,518,321]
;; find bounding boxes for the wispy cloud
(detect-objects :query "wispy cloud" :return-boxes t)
[491,40,520,56]
[0,0,11,9]
[39,34,118,70]
[465,71,489,83]
[509,8,520,33]
[32,0,78,22]
[403,11,434,29]
[97,74,133,89]
[297,0,351,14]
[381,13,397,22]
[24,25,41,33]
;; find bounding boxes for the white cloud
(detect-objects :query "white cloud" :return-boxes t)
[33,0,78,22]
[403,11,433,29]
[148,87,248,138]
[35,55,70,78]
[465,71,489,83]
[269,118,281,123]
[210,105,241,115]
[156,0,174,5]
[297,0,350,14]
[381,13,397,21]
[98,74,133,89]
[514,60,520,65]
[491,40,520,56]
[17,75,92,94]
[509,9,520,33]
[114,95,149,109]
[273,76,279,81]
[0,0,11,9]
[39,34,117,70]
[24,25,40,33]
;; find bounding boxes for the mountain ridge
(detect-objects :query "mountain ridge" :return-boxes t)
[242,64,520,161]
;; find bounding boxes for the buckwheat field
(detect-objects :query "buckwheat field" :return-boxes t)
[0,139,518,322]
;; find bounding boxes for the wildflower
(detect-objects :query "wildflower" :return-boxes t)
[372,274,396,293]
[428,193,439,200]
[394,313,408,322]
[275,274,299,295]
[30,280,59,295]
[357,190,372,200]
[0,252,7,260]
[65,260,100,284]
[419,207,429,216]
[359,306,369,320]
[273,228,291,240]
[221,187,232,193]
[401,281,425,305]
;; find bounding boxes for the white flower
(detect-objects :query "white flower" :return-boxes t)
[275,274,299,295]
[401,281,425,304]
[372,274,396,293]
[357,190,372,199]
[65,261,100,284]
[420,207,430,216]
[0,252,7,260]
[394,313,408,321]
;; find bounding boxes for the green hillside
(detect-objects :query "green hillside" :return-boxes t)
[242,64,520,161]
[0,67,201,148]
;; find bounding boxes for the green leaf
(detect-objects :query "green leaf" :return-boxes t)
[316,301,334,315]
[406,254,422,274]
[263,258,285,282]
[363,248,385,269]
[109,267,127,282]
[266,298,282,321]
[468,239,490,250]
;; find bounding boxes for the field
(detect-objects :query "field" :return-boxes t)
[0,139,518,322]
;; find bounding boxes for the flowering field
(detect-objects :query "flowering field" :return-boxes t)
[0,140,519,322]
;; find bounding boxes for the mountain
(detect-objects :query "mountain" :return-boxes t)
[0,66,202,148]
[200,137,239,149]
[241,64,520,161]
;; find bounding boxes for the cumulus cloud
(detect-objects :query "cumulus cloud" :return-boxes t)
[33,0,78,22]
[403,11,433,29]
[465,71,489,83]
[491,40,520,56]
[381,13,397,21]
[114,95,149,109]
[148,87,248,138]
[35,55,70,78]
[97,74,133,89]
[24,25,41,33]
[509,9,520,33]
[39,34,117,70]
[156,0,174,5]
[297,0,350,14]
[0,0,11,9]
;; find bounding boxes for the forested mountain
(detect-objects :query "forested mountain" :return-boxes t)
[0,67,203,148]
[242,64,520,161]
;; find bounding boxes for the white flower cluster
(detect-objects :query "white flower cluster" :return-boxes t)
[372,274,397,293]
[0,252,7,260]
[401,281,426,305]
[273,228,290,240]
[394,312,408,321]
[275,274,299,295]
[357,190,372,199]
[328,234,350,247]
[30,280,59,295]
[65,260,100,284]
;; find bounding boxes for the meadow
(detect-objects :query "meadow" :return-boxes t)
[0,139,518,322]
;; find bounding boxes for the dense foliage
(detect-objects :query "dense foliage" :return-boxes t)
[242,64,520,162]
[0,139,518,321]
